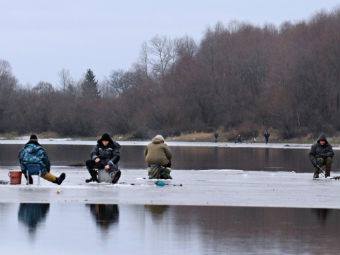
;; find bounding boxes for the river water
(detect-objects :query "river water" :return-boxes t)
[0,203,338,255]
[1,144,339,254]
[0,144,339,172]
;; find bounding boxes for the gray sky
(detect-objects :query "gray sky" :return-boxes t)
[0,0,339,85]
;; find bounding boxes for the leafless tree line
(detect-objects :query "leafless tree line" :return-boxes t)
[0,9,340,138]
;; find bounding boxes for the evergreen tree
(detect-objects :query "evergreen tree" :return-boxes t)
[81,69,100,98]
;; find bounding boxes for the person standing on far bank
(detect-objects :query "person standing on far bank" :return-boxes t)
[264,129,270,144]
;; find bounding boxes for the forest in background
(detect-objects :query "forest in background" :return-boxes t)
[0,9,340,140]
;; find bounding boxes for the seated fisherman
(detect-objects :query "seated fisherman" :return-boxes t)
[309,134,335,178]
[18,134,66,185]
[85,133,121,184]
[145,135,172,179]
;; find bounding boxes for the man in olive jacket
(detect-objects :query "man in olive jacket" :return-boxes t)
[145,135,172,179]
[309,134,334,178]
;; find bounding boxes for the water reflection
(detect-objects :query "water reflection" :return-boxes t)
[264,148,270,163]
[88,204,119,232]
[166,206,340,254]
[145,205,169,222]
[312,209,330,225]
[0,204,338,254]
[17,203,50,235]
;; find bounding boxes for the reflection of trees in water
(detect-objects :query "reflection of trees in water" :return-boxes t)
[312,209,330,225]
[264,148,270,163]
[145,205,169,222]
[18,203,50,235]
[89,204,119,231]
[166,206,340,254]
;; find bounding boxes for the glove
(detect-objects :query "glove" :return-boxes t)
[310,157,317,167]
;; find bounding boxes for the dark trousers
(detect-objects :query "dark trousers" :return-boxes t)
[86,159,120,183]
[86,160,103,180]
[315,157,332,176]
[86,159,105,171]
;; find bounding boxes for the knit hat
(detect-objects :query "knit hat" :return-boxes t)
[100,133,112,142]
[29,134,38,141]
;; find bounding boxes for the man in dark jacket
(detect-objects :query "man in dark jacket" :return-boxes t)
[85,133,121,184]
[264,129,270,144]
[19,134,66,185]
[309,134,335,178]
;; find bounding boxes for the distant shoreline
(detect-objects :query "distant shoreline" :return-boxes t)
[0,138,321,150]
[0,131,336,145]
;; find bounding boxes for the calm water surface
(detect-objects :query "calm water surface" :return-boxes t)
[1,144,339,172]
[0,204,339,255]
[0,145,340,172]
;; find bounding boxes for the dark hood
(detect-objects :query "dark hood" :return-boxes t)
[97,134,114,147]
[317,134,329,144]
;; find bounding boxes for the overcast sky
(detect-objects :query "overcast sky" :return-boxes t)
[0,0,339,85]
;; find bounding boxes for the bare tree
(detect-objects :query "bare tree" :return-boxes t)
[146,35,176,78]
[58,69,75,92]
[1,9,340,139]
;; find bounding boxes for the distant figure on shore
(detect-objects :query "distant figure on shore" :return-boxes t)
[145,135,172,179]
[85,133,121,184]
[235,134,242,143]
[18,134,66,185]
[214,132,219,143]
[309,134,334,178]
[264,129,270,144]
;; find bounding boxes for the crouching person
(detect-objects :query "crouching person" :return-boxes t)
[18,135,66,185]
[309,134,334,178]
[145,135,172,179]
[85,133,121,184]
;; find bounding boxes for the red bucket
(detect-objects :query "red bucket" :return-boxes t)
[8,170,22,185]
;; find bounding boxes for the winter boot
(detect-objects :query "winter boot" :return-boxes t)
[54,173,66,185]
[313,171,319,179]
[85,178,93,183]
[325,170,330,178]
[85,170,99,183]
[24,174,33,185]
[111,170,121,184]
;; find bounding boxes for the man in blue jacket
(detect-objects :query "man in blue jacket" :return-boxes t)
[19,134,66,185]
